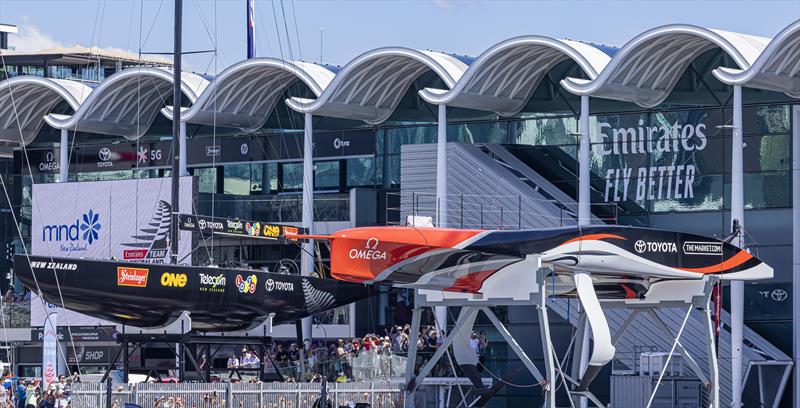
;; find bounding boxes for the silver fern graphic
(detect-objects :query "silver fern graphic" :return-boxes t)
[302,278,335,314]
[121,200,171,250]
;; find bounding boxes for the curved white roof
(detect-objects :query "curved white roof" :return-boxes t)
[419,36,612,116]
[162,58,334,131]
[0,76,92,145]
[286,47,468,124]
[712,20,800,98]
[44,67,209,139]
[561,24,771,107]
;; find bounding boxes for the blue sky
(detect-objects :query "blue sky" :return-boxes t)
[0,0,798,73]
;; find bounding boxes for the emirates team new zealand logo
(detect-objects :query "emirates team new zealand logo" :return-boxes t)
[121,200,172,263]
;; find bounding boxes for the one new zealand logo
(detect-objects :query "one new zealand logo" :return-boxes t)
[121,200,172,264]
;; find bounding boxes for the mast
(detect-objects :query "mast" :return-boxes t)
[170,0,183,264]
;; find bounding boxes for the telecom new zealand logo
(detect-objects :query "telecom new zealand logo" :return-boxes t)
[42,210,101,253]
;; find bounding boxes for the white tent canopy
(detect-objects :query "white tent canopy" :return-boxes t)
[419,36,612,116]
[561,24,771,107]
[0,76,91,145]
[44,67,208,139]
[713,20,800,98]
[162,58,334,131]
[286,47,468,124]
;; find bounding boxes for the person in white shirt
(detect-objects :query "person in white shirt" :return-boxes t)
[241,350,260,368]
[469,332,480,354]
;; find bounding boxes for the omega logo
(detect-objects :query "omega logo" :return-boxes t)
[349,237,387,260]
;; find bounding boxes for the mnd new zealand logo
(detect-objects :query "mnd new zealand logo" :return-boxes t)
[41,210,101,253]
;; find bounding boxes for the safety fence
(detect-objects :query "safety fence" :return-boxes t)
[276,352,408,383]
[70,380,405,408]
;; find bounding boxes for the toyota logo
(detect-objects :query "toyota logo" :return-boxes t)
[634,240,646,253]
[771,289,788,302]
[98,147,111,161]
[366,238,379,249]
[198,219,206,229]
[265,278,275,292]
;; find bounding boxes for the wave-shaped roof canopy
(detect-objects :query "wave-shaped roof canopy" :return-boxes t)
[162,58,335,131]
[561,24,771,107]
[44,67,208,139]
[0,21,797,145]
[286,47,468,124]
[0,76,92,145]
[419,36,613,116]
[712,20,800,98]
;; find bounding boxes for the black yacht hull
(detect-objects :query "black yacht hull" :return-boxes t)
[15,255,373,331]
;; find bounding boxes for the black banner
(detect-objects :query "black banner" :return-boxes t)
[17,141,172,174]
[177,213,307,241]
[17,130,377,174]
[30,326,118,342]
[67,345,121,365]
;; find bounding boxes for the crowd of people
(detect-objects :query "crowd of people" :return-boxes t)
[219,324,491,383]
[0,375,76,408]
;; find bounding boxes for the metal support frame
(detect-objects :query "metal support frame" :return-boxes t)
[405,262,563,408]
[730,84,744,408]
[179,121,188,176]
[792,104,800,408]
[648,310,709,386]
[578,95,590,225]
[301,111,314,342]
[58,128,68,182]
[536,269,557,407]
[435,103,448,335]
[603,278,720,408]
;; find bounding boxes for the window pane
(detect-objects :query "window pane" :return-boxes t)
[510,116,579,146]
[195,167,217,193]
[447,121,510,144]
[223,164,250,195]
[347,157,377,187]
[314,161,339,190]
[281,162,303,190]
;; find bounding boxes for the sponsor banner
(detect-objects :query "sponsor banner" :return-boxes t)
[17,255,372,331]
[30,326,117,342]
[30,177,193,326]
[31,293,112,328]
[177,214,307,242]
[42,313,58,389]
[66,345,120,365]
[32,177,192,263]
[592,109,724,208]
[313,129,376,158]
[16,142,171,174]
[19,131,377,174]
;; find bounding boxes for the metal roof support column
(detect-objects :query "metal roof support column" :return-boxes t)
[179,121,188,176]
[730,84,744,408]
[578,95,591,225]
[58,129,68,183]
[301,111,314,343]
[792,104,800,407]
[573,94,592,408]
[435,103,448,335]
